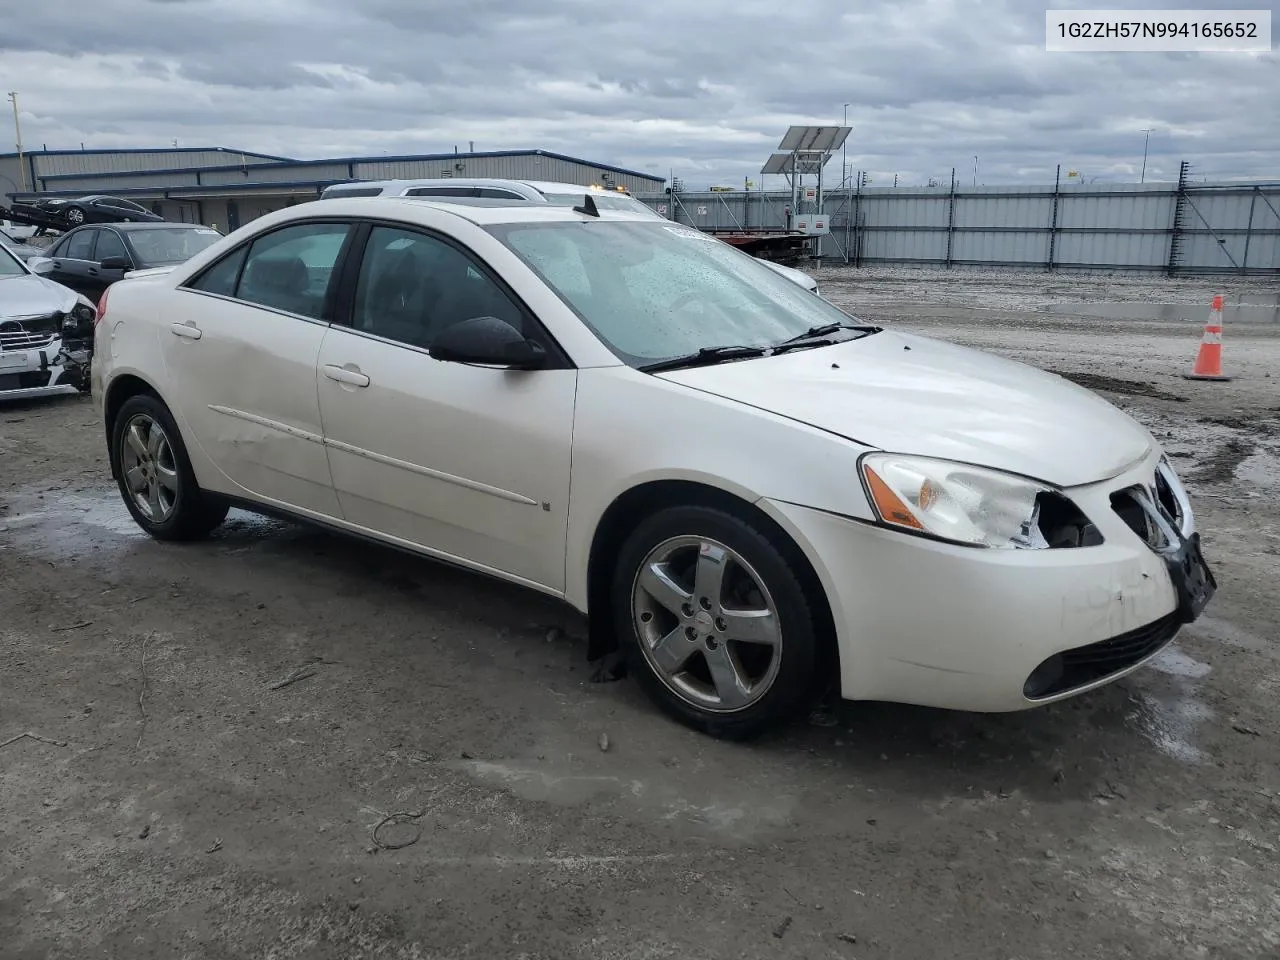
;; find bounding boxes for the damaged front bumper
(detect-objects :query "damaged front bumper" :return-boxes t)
[0,335,91,400]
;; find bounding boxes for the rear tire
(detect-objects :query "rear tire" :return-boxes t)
[111,394,228,541]
[611,504,824,740]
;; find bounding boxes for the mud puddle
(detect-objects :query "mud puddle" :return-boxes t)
[0,486,290,560]
[1047,370,1188,402]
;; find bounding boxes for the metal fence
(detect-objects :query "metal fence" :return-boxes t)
[637,164,1280,274]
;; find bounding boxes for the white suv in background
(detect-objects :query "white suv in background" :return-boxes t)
[319,178,821,294]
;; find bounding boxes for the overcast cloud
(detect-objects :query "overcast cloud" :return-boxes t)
[1,0,1276,188]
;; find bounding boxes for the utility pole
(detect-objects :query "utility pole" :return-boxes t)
[1140,128,1152,183]
[842,102,849,188]
[843,102,850,264]
[973,155,979,187]
[7,91,27,192]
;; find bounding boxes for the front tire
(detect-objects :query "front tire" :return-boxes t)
[111,394,228,541]
[64,206,86,226]
[611,505,825,740]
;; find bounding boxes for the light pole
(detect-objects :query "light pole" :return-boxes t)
[973,155,979,187]
[7,91,27,192]
[1140,128,1152,183]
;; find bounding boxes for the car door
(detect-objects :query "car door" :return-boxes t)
[81,227,131,299]
[44,228,99,296]
[93,197,133,222]
[163,219,354,517]
[316,222,577,592]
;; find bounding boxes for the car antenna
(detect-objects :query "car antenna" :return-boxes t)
[573,193,600,217]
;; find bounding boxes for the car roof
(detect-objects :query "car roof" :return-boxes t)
[519,180,631,195]
[302,195,667,226]
[323,178,633,199]
[101,221,204,231]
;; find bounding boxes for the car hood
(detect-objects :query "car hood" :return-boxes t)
[655,329,1155,488]
[0,273,79,320]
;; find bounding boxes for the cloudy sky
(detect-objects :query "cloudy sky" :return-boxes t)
[2,0,1277,188]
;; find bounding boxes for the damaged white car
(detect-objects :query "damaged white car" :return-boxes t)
[1,237,96,400]
[91,198,1216,740]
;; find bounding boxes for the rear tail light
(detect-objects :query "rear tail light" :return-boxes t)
[95,287,110,325]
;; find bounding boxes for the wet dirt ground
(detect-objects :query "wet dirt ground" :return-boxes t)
[2,265,1279,959]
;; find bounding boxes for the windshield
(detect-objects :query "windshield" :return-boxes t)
[538,191,659,217]
[0,241,27,278]
[126,227,222,267]
[489,219,865,365]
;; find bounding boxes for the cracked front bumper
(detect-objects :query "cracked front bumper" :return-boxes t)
[0,338,83,400]
[762,450,1206,712]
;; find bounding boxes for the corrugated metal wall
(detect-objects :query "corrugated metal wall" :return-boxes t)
[32,149,278,178]
[636,182,1280,273]
[10,150,664,203]
[42,171,205,192]
[0,155,29,200]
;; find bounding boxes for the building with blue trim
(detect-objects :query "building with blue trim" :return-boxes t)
[1,146,667,230]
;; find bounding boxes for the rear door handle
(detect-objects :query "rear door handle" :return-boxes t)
[322,363,370,387]
[169,321,202,340]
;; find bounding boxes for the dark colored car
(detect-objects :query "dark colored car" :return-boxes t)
[28,195,166,227]
[32,222,224,299]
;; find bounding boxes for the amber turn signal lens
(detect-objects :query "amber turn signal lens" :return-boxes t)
[863,465,924,530]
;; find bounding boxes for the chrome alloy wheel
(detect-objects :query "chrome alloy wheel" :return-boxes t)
[120,413,179,523]
[631,535,783,713]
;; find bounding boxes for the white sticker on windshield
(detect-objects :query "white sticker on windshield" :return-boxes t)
[196,229,219,235]
[663,226,718,242]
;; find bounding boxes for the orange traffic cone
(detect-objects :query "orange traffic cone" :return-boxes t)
[1183,294,1232,381]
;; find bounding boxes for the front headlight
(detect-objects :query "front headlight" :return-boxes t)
[860,453,1055,549]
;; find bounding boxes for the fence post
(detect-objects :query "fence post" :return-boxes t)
[1047,164,1060,271]
[945,167,956,269]
[1166,160,1190,275]
[1242,186,1258,273]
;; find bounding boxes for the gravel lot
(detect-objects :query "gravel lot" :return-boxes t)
[2,265,1279,959]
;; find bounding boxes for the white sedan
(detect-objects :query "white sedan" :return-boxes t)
[90,197,1216,739]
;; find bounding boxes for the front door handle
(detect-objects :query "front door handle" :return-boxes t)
[322,363,370,388]
[169,321,202,340]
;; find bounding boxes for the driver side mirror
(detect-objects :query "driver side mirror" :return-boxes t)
[100,256,130,271]
[429,316,548,369]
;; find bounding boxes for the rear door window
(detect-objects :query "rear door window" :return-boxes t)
[233,222,351,319]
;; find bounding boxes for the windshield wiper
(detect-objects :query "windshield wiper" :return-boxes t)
[638,345,768,373]
[772,322,877,347]
[769,322,880,355]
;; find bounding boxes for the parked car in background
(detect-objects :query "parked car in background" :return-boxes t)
[28,222,223,300]
[91,196,1214,739]
[1,218,38,240]
[0,236,96,400]
[321,178,822,294]
[26,195,165,227]
[0,228,45,262]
